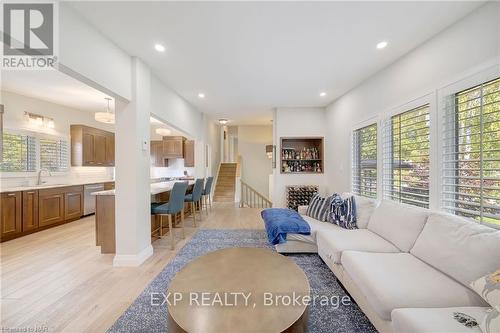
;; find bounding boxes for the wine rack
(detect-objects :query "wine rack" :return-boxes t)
[281,137,324,174]
[286,185,319,211]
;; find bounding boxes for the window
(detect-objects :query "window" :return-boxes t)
[383,105,430,208]
[352,123,377,198]
[1,132,37,172]
[40,138,69,172]
[442,77,499,226]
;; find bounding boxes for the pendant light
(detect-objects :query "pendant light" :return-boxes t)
[95,97,115,124]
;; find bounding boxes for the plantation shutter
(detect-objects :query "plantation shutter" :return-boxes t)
[352,123,377,198]
[40,138,69,172]
[442,77,500,226]
[1,132,37,172]
[383,105,430,208]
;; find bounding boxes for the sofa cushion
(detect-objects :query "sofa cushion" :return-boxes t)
[341,192,378,229]
[306,194,332,222]
[411,212,500,290]
[316,228,399,264]
[470,270,500,307]
[367,200,429,252]
[292,214,344,244]
[341,251,487,321]
[327,194,357,229]
[391,307,488,333]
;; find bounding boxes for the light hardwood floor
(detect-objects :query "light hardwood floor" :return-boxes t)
[1,203,264,333]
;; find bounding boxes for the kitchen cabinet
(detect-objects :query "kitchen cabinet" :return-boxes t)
[22,190,39,232]
[163,136,184,159]
[71,125,115,166]
[64,186,84,221]
[184,140,195,167]
[1,185,86,242]
[1,191,22,240]
[151,140,166,167]
[39,188,65,227]
[103,182,115,191]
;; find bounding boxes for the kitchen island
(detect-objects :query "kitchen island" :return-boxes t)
[92,180,195,253]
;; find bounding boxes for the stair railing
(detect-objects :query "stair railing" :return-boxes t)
[239,180,272,208]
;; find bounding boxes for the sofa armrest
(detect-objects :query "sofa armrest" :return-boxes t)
[298,205,308,215]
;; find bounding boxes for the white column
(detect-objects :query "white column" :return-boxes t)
[113,57,152,266]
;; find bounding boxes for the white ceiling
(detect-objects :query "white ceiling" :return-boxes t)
[69,1,483,124]
[1,69,114,112]
[0,69,188,136]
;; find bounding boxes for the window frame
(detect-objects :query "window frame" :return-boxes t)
[439,75,500,228]
[384,104,431,208]
[380,93,437,209]
[0,128,70,177]
[351,122,378,198]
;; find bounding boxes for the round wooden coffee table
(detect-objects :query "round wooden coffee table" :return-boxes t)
[167,248,310,333]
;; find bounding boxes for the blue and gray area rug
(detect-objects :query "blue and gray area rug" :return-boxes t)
[108,230,376,333]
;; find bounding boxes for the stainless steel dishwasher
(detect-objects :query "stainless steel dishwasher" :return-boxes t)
[84,183,104,215]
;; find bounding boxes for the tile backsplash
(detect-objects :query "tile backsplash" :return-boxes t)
[0,167,114,188]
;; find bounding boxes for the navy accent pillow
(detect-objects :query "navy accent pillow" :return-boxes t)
[328,194,357,229]
[306,193,332,222]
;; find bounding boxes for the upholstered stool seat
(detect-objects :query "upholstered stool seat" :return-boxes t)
[150,181,189,250]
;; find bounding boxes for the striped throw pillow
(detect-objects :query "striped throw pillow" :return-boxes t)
[306,193,332,221]
[328,194,357,229]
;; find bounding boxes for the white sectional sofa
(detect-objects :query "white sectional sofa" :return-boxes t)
[278,196,500,333]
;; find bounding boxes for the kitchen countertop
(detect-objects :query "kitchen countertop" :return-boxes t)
[0,179,115,193]
[91,180,196,196]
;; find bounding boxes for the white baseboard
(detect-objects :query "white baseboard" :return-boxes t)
[113,244,154,267]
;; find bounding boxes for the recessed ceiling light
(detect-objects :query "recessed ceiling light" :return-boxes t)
[154,43,166,52]
[198,93,205,99]
[320,92,327,97]
[376,41,388,49]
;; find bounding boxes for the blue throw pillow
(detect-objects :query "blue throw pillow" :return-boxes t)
[306,193,333,222]
[328,194,357,229]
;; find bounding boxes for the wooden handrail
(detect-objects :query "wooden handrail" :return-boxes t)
[235,155,242,178]
[239,180,272,208]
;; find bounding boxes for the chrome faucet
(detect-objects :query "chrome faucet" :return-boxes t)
[37,169,51,185]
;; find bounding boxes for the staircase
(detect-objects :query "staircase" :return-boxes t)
[214,163,238,202]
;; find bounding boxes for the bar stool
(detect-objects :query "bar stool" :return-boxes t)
[202,176,214,213]
[184,178,204,226]
[151,181,189,250]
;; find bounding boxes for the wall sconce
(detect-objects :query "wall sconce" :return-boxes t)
[266,145,273,159]
[266,145,276,168]
[24,112,55,129]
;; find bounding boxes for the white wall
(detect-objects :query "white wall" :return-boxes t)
[59,3,132,101]
[325,2,500,195]
[238,125,273,197]
[150,75,204,140]
[0,90,114,187]
[273,107,327,207]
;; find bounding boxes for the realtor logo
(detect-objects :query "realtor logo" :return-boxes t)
[2,2,58,69]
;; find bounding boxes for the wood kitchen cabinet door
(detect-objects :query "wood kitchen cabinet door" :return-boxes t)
[150,141,165,167]
[38,189,65,227]
[105,134,115,166]
[94,134,107,165]
[22,190,39,232]
[64,187,83,221]
[71,125,115,166]
[1,192,22,240]
[82,132,95,165]
[163,136,184,158]
[184,140,195,167]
